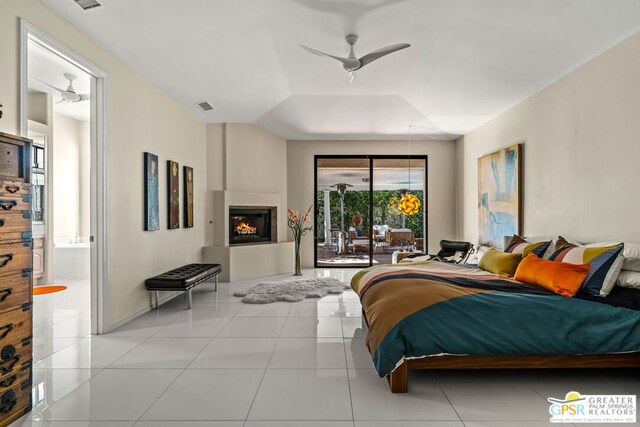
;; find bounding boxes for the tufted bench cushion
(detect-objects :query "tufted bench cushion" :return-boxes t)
[145,263,222,309]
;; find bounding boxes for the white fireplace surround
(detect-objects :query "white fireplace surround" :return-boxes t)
[211,191,286,245]
[203,190,294,282]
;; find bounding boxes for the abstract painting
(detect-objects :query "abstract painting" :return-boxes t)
[167,160,180,229]
[478,143,522,248]
[184,166,194,228]
[143,152,159,231]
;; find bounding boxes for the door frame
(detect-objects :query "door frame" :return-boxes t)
[19,20,110,334]
[314,154,428,268]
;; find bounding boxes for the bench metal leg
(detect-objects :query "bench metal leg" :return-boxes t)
[214,274,218,292]
[153,291,159,309]
[185,289,192,309]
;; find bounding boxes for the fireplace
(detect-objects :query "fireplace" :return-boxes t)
[229,207,276,246]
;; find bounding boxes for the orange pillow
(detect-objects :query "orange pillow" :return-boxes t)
[514,253,590,297]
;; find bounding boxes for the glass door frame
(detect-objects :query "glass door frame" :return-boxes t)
[313,154,429,268]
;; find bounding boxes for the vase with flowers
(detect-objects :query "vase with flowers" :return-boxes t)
[288,205,313,276]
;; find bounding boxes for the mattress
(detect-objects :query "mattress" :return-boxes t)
[350,261,640,377]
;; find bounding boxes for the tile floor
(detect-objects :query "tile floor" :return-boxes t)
[14,269,640,426]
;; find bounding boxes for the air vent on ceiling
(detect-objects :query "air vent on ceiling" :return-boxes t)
[196,101,214,112]
[73,0,104,11]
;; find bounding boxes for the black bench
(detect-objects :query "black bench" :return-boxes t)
[145,263,222,309]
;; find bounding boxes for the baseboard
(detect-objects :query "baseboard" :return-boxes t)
[106,291,182,333]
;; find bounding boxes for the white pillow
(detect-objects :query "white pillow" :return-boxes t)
[622,243,640,272]
[616,270,640,289]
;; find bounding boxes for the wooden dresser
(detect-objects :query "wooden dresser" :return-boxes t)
[0,132,33,425]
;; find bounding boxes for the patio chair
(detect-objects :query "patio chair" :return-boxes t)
[348,229,373,254]
[384,229,415,252]
[373,225,389,250]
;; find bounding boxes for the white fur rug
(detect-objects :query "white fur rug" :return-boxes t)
[233,277,349,304]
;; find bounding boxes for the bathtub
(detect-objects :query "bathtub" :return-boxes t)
[53,237,91,281]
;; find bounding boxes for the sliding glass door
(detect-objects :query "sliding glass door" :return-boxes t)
[371,158,426,265]
[315,157,371,267]
[314,155,427,268]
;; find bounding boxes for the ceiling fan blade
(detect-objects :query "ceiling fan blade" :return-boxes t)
[55,98,67,104]
[31,77,83,101]
[32,77,67,95]
[358,43,410,68]
[79,94,90,101]
[300,44,350,66]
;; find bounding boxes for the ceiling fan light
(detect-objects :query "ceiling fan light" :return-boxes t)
[348,71,356,84]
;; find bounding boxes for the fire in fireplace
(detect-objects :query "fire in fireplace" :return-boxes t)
[235,221,257,235]
[229,207,275,245]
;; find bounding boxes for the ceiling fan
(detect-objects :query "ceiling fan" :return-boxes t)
[301,34,410,83]
[38,73,90,103]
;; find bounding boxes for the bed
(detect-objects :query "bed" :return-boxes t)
[350,261,640,393]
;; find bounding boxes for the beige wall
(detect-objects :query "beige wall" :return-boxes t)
[204,123,224,246]
[79,120,90,236]
[456,31,640,246]
[51,113,86,240]
[0,0,207,327]
[226,124,288,195]
[28,92,49,125]
[206,123,288,244]
[287,140,457,267]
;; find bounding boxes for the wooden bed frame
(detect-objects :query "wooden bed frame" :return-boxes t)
[387,353,640,393]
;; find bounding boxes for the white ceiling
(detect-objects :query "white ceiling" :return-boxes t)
[28,39,91,122]
[41,0,640,139]
[318,167,425,191]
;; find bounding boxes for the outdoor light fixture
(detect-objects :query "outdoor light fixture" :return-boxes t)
[332,182,352,199]
[330,182,353,254]
[330,182,353,233]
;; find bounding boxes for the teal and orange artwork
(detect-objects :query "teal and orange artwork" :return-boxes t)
[478,144,522,248]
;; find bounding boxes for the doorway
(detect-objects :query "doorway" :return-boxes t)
[20,21,109,335]
[314,155,427,268]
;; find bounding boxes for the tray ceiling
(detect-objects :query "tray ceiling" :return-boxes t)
[41,0,640,139]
